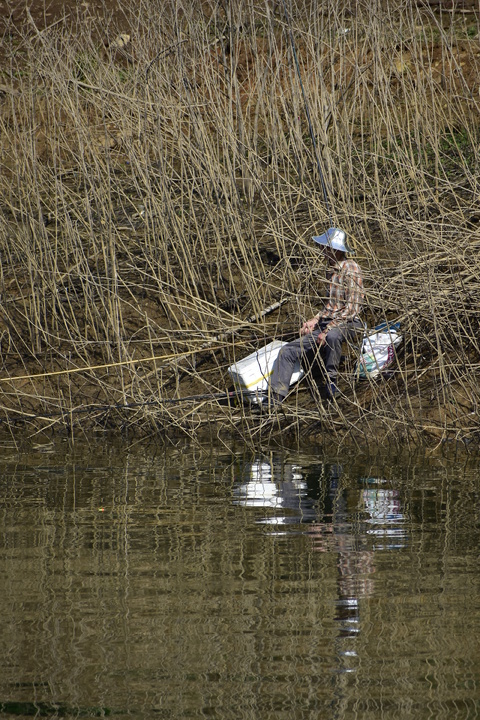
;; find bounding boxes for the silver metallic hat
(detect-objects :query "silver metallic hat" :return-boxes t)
[312,227,353,254]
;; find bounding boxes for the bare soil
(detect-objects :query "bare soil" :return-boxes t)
[1,0,130,33]
[2,0,478,43]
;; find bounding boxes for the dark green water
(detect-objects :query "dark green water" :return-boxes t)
[0,439,479,719]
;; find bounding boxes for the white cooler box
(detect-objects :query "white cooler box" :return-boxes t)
[227,340,304,403]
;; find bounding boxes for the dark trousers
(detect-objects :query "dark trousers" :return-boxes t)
[269,319,363,400]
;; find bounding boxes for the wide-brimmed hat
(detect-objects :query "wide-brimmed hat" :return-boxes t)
[312,227,353,254]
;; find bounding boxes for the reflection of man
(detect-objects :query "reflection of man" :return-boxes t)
[267,228,364,404]
[234,457,407,676]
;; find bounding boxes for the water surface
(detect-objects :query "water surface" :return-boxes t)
[0,440,479,719]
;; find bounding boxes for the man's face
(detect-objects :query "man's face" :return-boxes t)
[322,246,337,266]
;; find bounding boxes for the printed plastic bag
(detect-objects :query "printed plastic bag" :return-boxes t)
[356,322,402,379]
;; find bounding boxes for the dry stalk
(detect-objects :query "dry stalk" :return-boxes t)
[0,0,479,446]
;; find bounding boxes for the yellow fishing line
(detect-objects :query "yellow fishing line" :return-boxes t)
[0,345,228,384]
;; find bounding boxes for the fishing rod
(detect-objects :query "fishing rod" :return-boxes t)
[279,0,333,227]
[0,298,291,387]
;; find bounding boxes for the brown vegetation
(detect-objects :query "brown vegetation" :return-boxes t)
[0,0,480,448]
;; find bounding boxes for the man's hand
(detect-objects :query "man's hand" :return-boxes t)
[300,317,318,336]
[316,331,327,346]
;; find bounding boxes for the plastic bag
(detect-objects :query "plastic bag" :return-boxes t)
[356,322,402,379]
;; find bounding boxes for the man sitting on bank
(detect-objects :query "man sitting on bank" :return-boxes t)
[267,227,364,405]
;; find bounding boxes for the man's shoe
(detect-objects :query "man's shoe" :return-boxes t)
[321,382,337,401]
[259,392,284,413]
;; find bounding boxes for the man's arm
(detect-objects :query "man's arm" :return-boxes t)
[313,262,363,344]
[319,261,363,332]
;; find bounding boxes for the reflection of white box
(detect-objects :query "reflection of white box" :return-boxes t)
[227,340,304,403]
[233,461,282,507]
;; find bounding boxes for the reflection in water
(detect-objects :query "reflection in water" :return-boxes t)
[234,460,408,679]
[1,442,480,720]
[233,459,312,521]
[361,480,406,550]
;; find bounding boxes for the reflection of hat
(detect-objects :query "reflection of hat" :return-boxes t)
[312,227,353,254]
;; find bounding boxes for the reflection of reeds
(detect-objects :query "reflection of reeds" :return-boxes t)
[0,0,479,446]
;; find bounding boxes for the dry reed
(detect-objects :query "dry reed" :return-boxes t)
[0,0,479,448]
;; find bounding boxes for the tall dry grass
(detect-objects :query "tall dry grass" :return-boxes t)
[0,0,479,447]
